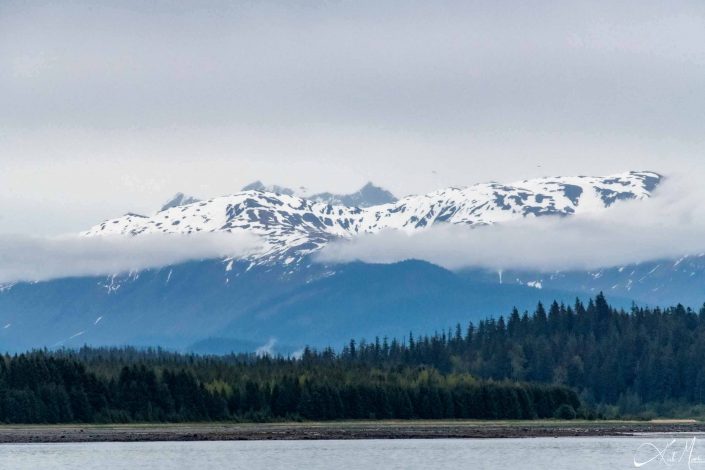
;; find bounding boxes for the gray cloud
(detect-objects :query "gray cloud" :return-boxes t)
[1,0,704,234]
[0,232,259,284]
[317,174,705,272]
[3,1,704,133]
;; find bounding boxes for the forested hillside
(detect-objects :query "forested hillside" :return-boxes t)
[341,293,705,417]
[0,294,703,423]
[0,351,578,424]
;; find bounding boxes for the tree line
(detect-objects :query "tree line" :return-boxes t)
[335,293,705,417]
[0,350,579,424]
[2,293,701,423]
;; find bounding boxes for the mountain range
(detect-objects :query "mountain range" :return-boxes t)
[83,171,660,264]
[2,170,702,354]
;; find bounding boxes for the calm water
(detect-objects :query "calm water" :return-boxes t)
[0,436,703,469]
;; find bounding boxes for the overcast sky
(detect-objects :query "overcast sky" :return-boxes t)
[2,0,704,235]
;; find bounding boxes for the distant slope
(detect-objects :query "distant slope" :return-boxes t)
[241,181,397,207]
[459,255,705,308]
[231,260,625,348]
[0,258,599,353]
[309,182,397,207]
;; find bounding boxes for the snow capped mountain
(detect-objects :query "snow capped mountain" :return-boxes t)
[84,171,661,264]
[241,181,295,196]
[160,192,201,212]
[241,181,397,207]
[0,169,690,354]
[309,182,398,207]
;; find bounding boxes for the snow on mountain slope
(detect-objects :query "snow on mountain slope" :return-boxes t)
[83,171,661,264]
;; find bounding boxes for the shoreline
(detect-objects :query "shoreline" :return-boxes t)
[0,420,703,444]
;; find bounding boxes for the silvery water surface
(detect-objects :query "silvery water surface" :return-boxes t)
[1,435,703,470]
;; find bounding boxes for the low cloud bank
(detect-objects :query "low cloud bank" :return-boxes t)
[2,173,703,283]
[0,232,260,283]
[317,175,705,272]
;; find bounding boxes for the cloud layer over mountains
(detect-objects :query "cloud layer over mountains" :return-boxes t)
[1,173,703,283]
[318,175,705,272]
[0,233,259,284]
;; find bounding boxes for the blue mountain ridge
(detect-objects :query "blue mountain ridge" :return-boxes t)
[0,258,638,354]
